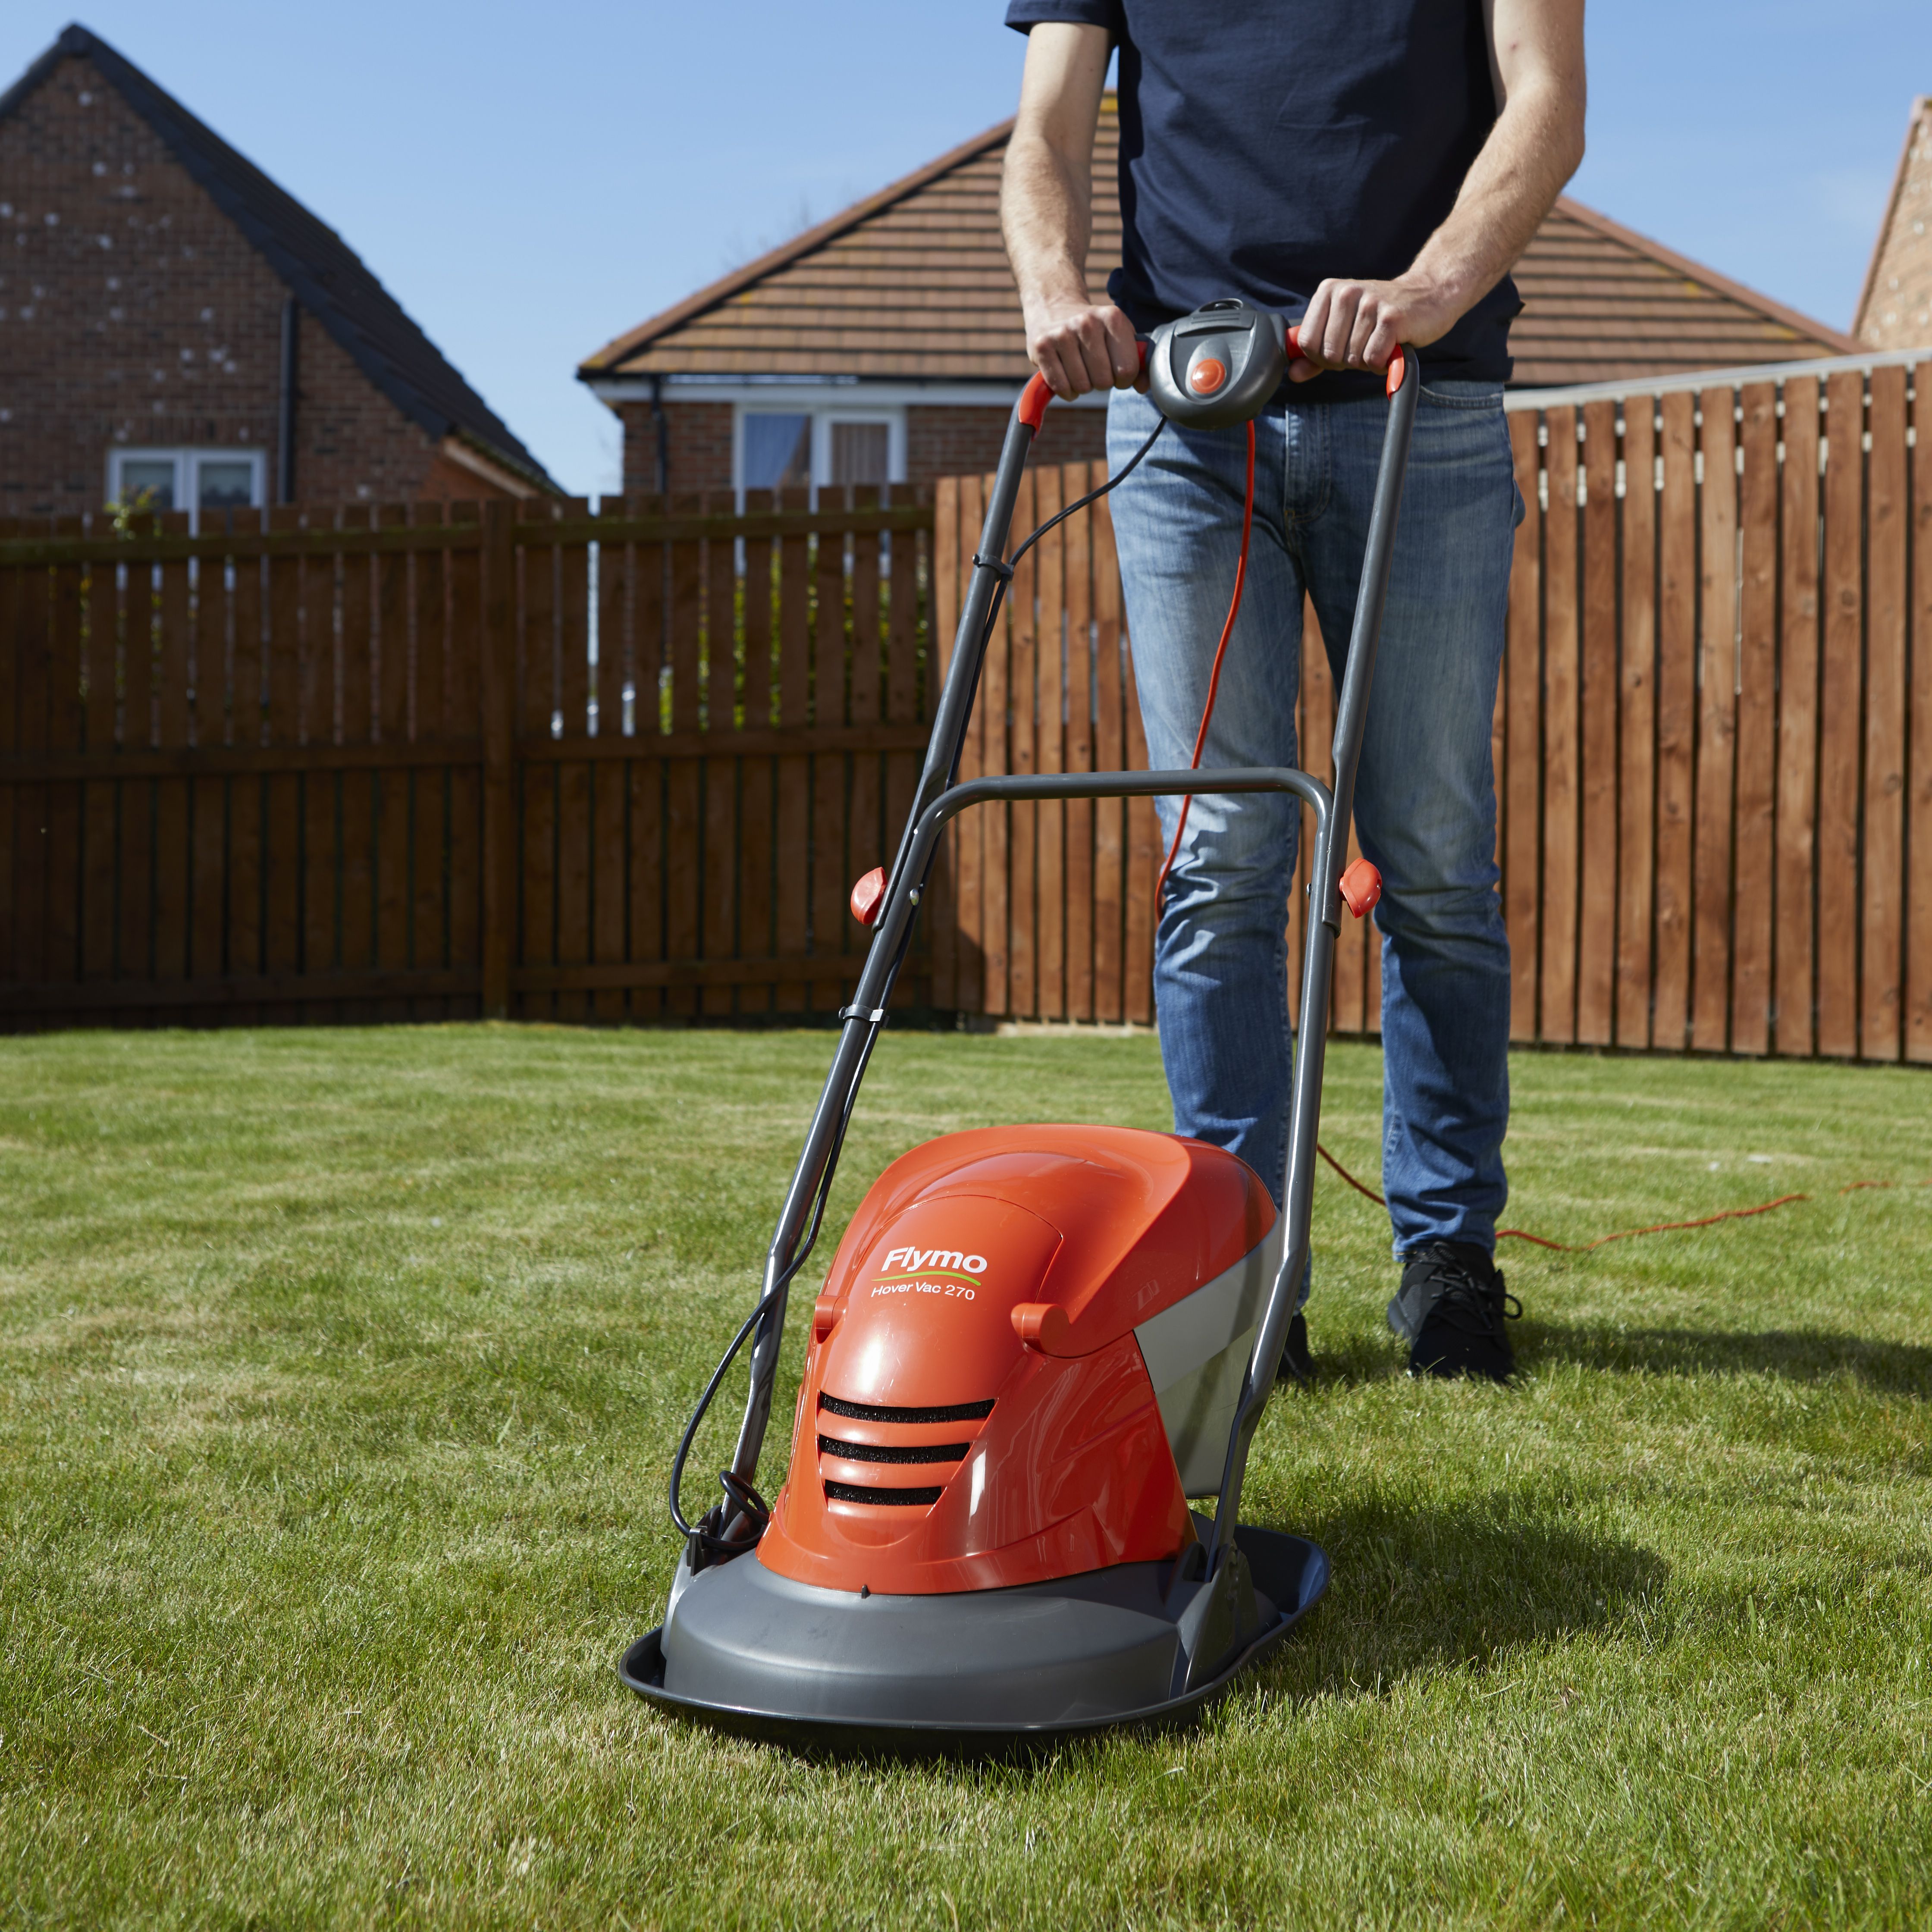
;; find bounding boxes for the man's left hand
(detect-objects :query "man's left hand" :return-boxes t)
[1289,275,1464,382]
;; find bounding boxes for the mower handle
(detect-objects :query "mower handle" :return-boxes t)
[1020,325,1408,431]
[709,323,1420,1574]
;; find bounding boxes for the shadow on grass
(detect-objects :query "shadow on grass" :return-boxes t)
[1265,1490,1669,1696]
[1522,1320,1932,1396]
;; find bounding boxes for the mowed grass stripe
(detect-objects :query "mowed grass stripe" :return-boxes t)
[0,1025,1928,1929]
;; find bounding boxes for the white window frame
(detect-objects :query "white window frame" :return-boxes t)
[732,405,905,503]
[106,447,267,532]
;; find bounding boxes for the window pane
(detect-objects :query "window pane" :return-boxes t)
[742,413,812,492]
[197,459,257,510]
[830,421,889,487]
[117,458,175,510]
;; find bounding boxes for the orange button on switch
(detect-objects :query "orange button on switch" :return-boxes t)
[1187,356,1227,395]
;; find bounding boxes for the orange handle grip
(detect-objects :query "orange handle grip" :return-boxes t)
[1287,326,1408,398]
[1018,339,1153,432]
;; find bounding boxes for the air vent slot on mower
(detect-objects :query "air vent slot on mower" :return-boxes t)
[823,1480,944,1507]
[818,1393,995,1425]
[817,1434,968,1465]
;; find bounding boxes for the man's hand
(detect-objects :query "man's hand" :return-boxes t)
[1289,274,1464,382]
[1023,291,1145,400]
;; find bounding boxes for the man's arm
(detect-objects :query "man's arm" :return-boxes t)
[1293,0,1586,380]
[1001,22,1146,400]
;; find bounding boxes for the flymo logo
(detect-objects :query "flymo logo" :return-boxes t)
[871,1245,988,1295]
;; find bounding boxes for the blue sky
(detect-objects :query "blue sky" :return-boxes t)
[2,3,1918,495]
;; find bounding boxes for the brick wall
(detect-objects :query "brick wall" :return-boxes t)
[617,399,734,496]
[616,397,1110,499]
[0,52,506,515]
[906,403,1107,486]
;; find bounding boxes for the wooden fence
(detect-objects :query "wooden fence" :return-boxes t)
[1502,354,1929,1063]
[938,351,1930,1063]
[3,349,1926,1060]
[0,492,933,1027]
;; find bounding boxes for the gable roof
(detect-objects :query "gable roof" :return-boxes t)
[1854,95,1932,349]
[581,97,1854,391]
[1,23,558,492]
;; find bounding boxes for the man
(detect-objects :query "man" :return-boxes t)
[1000,3,1585,1381]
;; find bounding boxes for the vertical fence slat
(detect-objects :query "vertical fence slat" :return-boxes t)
[1653,392,1698,1050]
[225,512,265,1006]
[1732,383,1779,1055]
[1862,365,1908,1060]
[1065,462,1097,1024]
[1692,386,1739,1052]
[1505,413,1543,1041]
[1577,401,1619,1044]
[701,504,738,1017]
[553,502,592,1023]
[928,480,963,1011]
[185,516,225,1002]
[479,502,517,1020]
[517,504,560,1020]
[885,494,923,1002]
[981,470,1012,1018]
[1910,362,1932,1063]
[734,496,774,1016]
[1540,407,1580,1044]
[446,505,483,1017]
[847,492,885,1004]
[408,504,448,1014]
[337,508,376,1010]
[774,492,812,1013]
[1775,378,1822,1057]
[261,507,302,1021]
[1816,371,1864,1057]
[298,511,338,1015]
[81,520,119,992]
[1007,470,1038,1018]
[1092,484,1125,1025]
[46,519,85,1004]
[13,526,50,990]
[1122,630,1157,1027]
[154,511,194,988]
[1035,467,1067,1020]
[589,501,631,1022]
[810,502,850,1012]
[663,501,703,1017]
[1616,401,1657,1046]
[628,507,669,1021]
[0,528,20,993]
[373,503,412,1019]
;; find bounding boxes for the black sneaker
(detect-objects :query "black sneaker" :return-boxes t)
[1386,1241,1520,1383]
[1276,1311,1314,1386]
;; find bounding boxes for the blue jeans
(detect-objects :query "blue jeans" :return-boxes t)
[1106,379,1520,1265]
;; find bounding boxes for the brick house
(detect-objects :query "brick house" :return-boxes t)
[578,95,1853,500]
[1856,94,1932,349]
[0,24,555,523]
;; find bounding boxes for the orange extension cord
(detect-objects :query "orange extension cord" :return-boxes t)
[1314,1139,1929,1252]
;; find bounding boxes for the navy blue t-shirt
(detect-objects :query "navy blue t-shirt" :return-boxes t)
[1005,0,1520,394]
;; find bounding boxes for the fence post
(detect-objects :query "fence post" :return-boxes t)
[480,500,516,1019]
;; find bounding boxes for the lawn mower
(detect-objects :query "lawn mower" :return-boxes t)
[619,301,1419,1748]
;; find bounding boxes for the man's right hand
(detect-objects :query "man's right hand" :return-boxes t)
[1023,293,1147,401]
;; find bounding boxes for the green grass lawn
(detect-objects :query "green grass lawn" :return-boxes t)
[3,1023,1929,1930]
